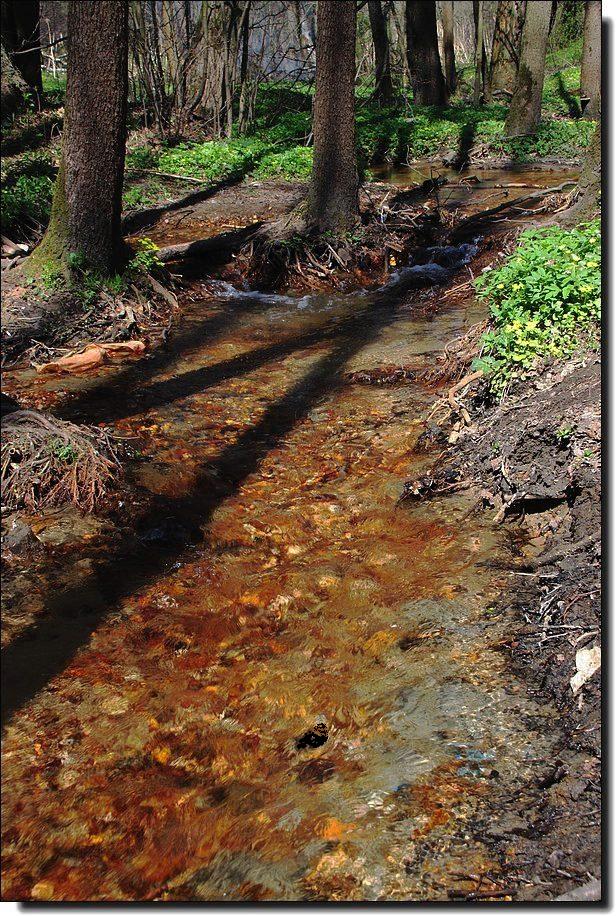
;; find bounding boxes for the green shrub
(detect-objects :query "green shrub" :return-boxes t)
[473,220,601,393]
[127,236,162,275]
[127,145,160,170]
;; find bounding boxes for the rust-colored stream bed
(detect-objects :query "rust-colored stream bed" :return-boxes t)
[2,172,569,901]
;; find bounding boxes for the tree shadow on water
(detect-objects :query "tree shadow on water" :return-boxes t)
[451,121,477,172]
[1,287,410,726]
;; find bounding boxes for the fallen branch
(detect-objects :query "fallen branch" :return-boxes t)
[156,224,261,263]
[125,167,208,184]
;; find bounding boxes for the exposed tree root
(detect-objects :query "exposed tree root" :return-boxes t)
[1,410,121,513]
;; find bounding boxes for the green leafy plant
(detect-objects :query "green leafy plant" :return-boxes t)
[556,422,575,442]
[128,237,162,275]
[473,220,600,394]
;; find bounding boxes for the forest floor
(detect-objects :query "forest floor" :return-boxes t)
[1,161,600,900]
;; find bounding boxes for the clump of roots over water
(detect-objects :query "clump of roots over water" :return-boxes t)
[1,410,121,513]
[234,179,444,292]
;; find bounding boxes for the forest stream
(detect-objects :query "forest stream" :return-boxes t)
[2,168,580,901]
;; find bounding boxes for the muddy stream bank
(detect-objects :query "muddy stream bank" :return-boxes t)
[1,168,581,901]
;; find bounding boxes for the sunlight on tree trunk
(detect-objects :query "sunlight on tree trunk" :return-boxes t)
[504,0,551,136]
[581,0,601,120]
[489,0,526,96]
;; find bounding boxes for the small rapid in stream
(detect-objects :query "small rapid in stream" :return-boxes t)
[1,169,573,901]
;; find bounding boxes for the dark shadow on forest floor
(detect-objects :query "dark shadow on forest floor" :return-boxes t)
[122,169,251,235]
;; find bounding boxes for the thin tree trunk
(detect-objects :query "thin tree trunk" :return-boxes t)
[405,0,447,106]
[504,0,551,136]
[0,0,42,97]
[489,0,526,95]
[368,0,393,105]
[441,0,456,95]
[307,0,358,233]
[580,0,601,119]
[473,0,488,104]
[30,1,128,275]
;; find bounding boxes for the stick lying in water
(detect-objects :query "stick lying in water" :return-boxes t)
[450,181,577,240]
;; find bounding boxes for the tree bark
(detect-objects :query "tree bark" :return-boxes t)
[472,0,488,104]
[489,0,526,95]
[0,42,26,114]
[0,0,42,96]
[31,1,128,276]
[580,0,601,119]
[368,0,393,105]
[307,0,358,233]
[559,124,600,226]
[440,0,456,95]
[405,0,447,106]
[504,0,551,136]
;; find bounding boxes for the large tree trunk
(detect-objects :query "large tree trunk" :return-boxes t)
[440,0,456,95]
[30,1,128,276]
[504,0,551,136]
[307,0,358,234]
[489,0,526,95]
[580,0,601,119]
[0,0,42,96]
[405,0,447,106]
[559,124,600,226]
[368,0,393,105]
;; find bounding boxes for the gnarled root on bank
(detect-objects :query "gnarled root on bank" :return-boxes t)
[1,410,122,513]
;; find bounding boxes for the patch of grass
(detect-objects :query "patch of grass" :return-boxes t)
[252,145,313,180]
[123,180,167,210]
[473,220,601,393]
[41,72,67,108]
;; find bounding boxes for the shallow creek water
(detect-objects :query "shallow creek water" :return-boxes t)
[2,172,571,901]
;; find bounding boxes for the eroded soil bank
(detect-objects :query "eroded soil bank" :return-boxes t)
[1,167,599,902]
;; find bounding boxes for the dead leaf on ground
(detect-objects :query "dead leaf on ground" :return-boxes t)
[570,645,601,695]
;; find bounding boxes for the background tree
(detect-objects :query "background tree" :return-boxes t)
[1,42,26,114]
[472,0,488,104]
[0,0,43,98]
[405,0,447,106]
[580,0,601,119]
[307,0,358,233]
[489,0,526,96]
[504,0,551,136]
[31,0,128,275]
[368,0,393,105]
[440,0,456,95]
